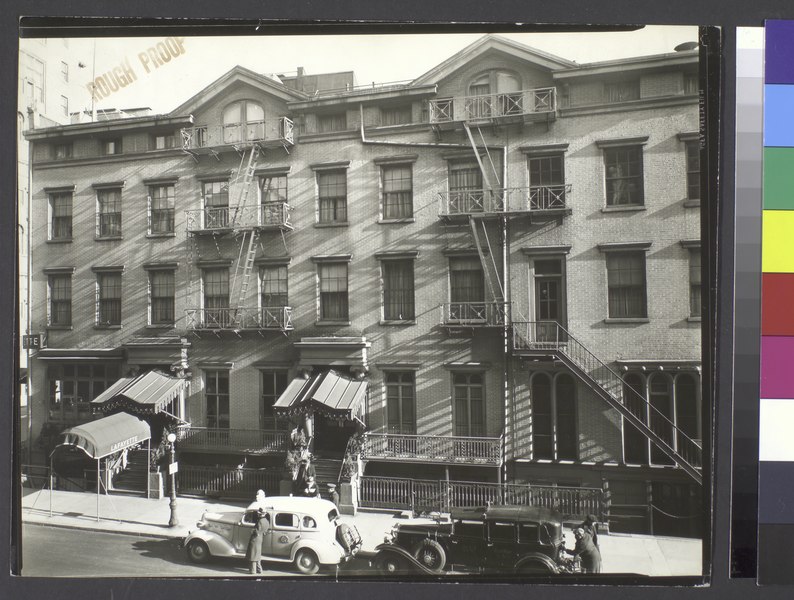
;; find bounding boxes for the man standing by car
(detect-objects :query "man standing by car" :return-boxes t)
[566,527,601,574]
[246,508,269,574]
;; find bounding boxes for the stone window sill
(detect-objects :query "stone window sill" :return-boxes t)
[315,320,351,327]
[46,238,72,244]
[95,236,123,242]
[46,325,73,331]
[603,318,650,324]
[601,205,646,213]
[94,324,122,330]
[379,319,416,326]
[378,218,415,224]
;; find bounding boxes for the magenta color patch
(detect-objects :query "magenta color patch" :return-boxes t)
[761,336,794,399]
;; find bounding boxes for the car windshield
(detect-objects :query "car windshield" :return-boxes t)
[328,508,339,522]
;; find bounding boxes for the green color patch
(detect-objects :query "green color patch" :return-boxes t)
[764,147,794,210]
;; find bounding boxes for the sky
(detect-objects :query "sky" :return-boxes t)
[21,26,698,116]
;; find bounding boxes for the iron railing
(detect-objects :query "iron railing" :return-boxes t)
[176,427,288,454]
[184,306,293,331]
[441,302,508,326]
[360,433,502,465]
[185,202,292,232]
[438,185,572,216]
[512,321,703,474]
[177,464,282,498]
[359,475,604,519]
[180,116,294,149]
[429,87,556,123]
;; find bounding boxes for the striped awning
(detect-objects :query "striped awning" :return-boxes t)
[273,370,367,422]
[57,412,151,459]
[91,370,187,415]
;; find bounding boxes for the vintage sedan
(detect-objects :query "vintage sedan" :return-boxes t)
[374,505,579,575]
[183,496,361,574]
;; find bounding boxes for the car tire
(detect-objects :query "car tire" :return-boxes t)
[517,560,555,574]
[295,548,320,575]
[413,539,446,572]
[186,539,210,564]
[376,553,403,575]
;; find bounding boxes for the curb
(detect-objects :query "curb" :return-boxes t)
[23,517,186,541]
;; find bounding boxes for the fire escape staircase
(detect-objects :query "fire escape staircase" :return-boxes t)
[512,321,703,485]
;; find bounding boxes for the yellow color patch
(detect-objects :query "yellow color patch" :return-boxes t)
[763,211,794,273]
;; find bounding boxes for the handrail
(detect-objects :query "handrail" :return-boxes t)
[429,87,556,123]
[361,432,502,465]
[184,306,293,331]
[441,301,508,326]
[438,185,572,215]
[181,116,294,149]
[185,202,292,232]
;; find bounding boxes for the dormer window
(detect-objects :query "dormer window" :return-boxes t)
[222,101,265,144]
[466,71,522,118]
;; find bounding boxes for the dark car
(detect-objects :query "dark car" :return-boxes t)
[374,505,578,575]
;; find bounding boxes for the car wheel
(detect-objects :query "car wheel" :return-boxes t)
[295,549,320,575]
[413,539,446,572]
[186,539,210,564]
[376,553,403,575]
[517,560,554,575]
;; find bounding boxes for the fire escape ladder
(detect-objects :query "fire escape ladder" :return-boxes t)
[229,144,261,227]
[513,323,703,485]
[229,229,260,329]
[469,217,505,325]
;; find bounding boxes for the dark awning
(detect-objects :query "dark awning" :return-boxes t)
[273,370,367,422]
[57,412,151,459]
[91,370,187,414]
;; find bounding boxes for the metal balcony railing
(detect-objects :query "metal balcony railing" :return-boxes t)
[181,116,294,150]
[185,202,292,232]
[185,306,293,331]
[429,87,556,123]
[441,302,508,326]
[176,427,288,454]
[360,433,502,465]
[439,185,572,216]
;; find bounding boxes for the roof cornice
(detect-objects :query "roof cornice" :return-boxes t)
[24,115,194,141]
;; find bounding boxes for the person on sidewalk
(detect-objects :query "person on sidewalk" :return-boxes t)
[246,508,269,575]
[566,527,601,574]
[303,475,320,499]
[579,514,599,548]
[328,483,340,507]
[247,489,266,511]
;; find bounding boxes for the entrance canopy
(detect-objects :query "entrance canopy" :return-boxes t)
[91,370,187,415]
[273,370,367,422]
[56,412,151,460]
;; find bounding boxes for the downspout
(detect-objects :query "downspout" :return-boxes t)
[24,109,34,466]
[502,143,510,487]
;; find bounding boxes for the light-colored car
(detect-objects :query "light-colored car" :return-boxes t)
[183,496,361,574]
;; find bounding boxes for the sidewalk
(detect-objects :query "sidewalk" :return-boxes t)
[21,488,702,577]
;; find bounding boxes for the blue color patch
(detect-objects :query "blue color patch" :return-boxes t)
[764,85,794,147]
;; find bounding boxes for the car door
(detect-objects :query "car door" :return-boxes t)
[448,519,485,569]
[485,520,519,572]
[269,512,301,559]
[232,510,257,554]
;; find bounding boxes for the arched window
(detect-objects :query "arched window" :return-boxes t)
[555,374,577,460]
[623,373,648,465]
[222,101,265,144]
[675,374,700,449]
[467,71,522,118]
[648,373,675,465]
[531,373,553,460]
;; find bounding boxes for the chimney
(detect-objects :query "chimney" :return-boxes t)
[297,67,305,77]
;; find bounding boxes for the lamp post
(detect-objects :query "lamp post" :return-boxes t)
[166,432,178,527]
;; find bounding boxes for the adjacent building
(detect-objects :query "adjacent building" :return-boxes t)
[23,35,703,536]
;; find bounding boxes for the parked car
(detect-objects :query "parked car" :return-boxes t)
[374,505,579,575]
[183,496,362,574]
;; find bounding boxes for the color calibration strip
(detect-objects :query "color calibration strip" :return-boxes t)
[758,19,794,586]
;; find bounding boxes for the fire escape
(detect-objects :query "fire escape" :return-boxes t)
[435,86,702,485]
[181,117,295,334]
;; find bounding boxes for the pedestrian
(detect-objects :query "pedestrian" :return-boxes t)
[580,514,599,548]
[246,508,269,575]
[566,527,601,574]
[328,483,340,507]
[247,489,266,511]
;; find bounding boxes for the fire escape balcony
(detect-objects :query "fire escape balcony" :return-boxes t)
[185,202,293,234]
[176,427,288,455]
[360,432,502,466]
[180,116,294,153]
[429,87,556,127]
[184,306,293,332]
[438,186,572,220]
[441,302,509,328]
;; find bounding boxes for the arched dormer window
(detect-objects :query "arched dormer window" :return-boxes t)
[222,101,265,144]
[466,71,522,118]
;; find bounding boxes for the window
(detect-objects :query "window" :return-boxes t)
[203,268,229,328]
[205,370,230,429]
[623,373,649,465]
[97,272,122,325]
[381,105,412,126]
[386,372,415,434]
[318,262,349,320]
[261,265,289,328]
[48,363,120,424]
[259,175,288,203]
[48,274,72,326]
[606,252,647,318]
[202,180,229,228]
[382,164,413,219]
[154,133,177,149]
[649,374,675,465]
[489,521,515,543]
[97,188,122,237]
[685,141,700,202]
[274,513,299,528]
[555,374,577,460]
[675,374,700,447]
[317,171,347,223]
[222,101,265,143]
[102,139,122,155]
[60,95,68,117]
[453,372,484,437]
[53,143,73,159]
[261,370,289,429]
[531,372,577,461]
[466,71,522,118]
[449,256,485,307]
[149,270,175,325]
[448,160,484,212]
[528,155,566,209]
[689,249,701,318]
[49,192,72,240]
[604,146,644,206]
[61,61,69,82]
[604,81,640,102]
[149,184,175,234]
[532,373,553,459]
[318,112,347,133]
[382,260,415,321]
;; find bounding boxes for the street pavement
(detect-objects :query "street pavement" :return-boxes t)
[21,487,703,578]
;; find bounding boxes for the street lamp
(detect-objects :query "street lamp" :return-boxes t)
[166,432,178,527]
